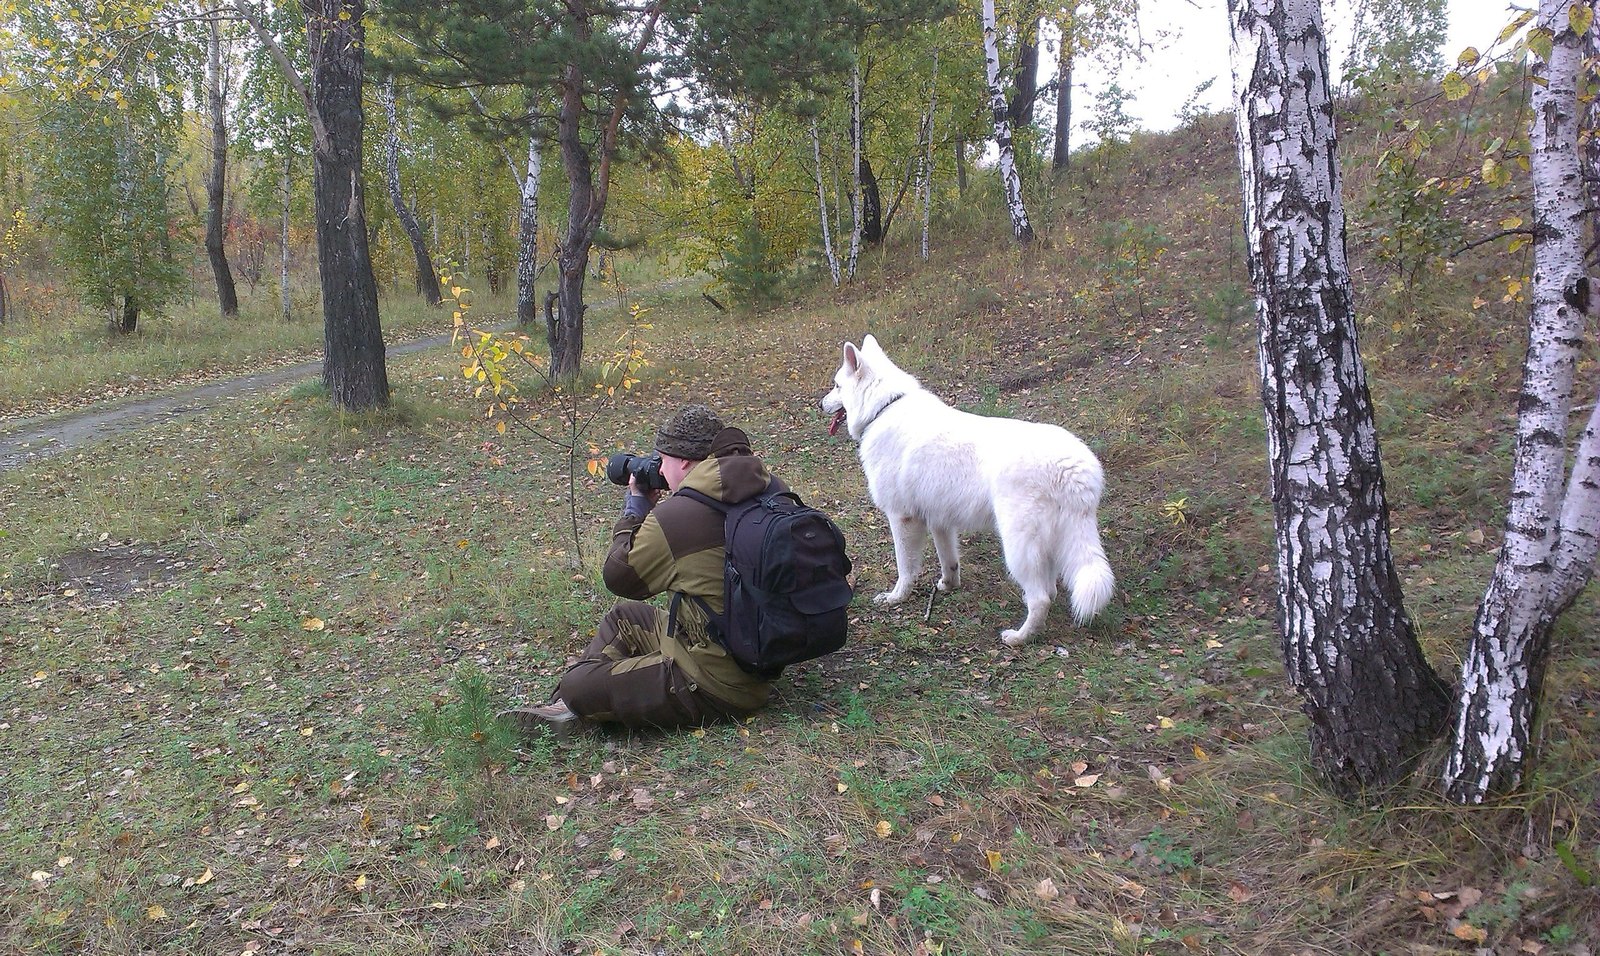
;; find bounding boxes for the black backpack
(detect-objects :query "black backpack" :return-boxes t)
[670,483,854,678]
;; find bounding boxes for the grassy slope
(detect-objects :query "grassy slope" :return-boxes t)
[1,111,1598,955]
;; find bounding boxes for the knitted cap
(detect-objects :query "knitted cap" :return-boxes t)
[654,404,724,460]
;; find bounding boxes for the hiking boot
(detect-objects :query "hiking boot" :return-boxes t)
[499,699,580,740]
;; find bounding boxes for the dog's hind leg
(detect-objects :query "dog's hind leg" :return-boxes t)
[930,526,962,592]
[995,512,1058,647]
[876,513,928,605]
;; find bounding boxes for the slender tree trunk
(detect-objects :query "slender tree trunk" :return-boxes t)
[516,131,543,326]
[279,150,292,323]
[120,295,139,334]
[811,118,842,286]
[982,0,1033,243]
[552,62,595,378]
[1228,0,1450,794]
[0,274,8,326]
[846,56,863,278]
[1053,16,1074,173]
[860,156,883,245]
[1444,0,1599,804]
[1009,7,1042,127]
[308,0,389,409]
[379,78,441,305]
[205,18,239,317]
[954,134,968,194]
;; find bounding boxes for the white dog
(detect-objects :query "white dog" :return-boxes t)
[821,334,1115,647]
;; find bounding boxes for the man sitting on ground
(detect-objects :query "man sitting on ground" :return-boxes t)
[503,404,783,734]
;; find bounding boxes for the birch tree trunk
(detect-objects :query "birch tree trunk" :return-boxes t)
[1443,0,1600,804]
[811,118,842,287]
[982,0,1034,243]
[919,54,939,262]
[1228,0,1450,794]
[205,18,239,317]
[279,149,291,323]
[515,132,543,326]
[379,78,442,306]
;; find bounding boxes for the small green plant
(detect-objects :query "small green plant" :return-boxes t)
[1143,826,1196,873]
[414,669,521,780]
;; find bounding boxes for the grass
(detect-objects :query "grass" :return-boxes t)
[3,106,1599,953]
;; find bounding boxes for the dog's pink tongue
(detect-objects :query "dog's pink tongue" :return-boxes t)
[828,408,846,436]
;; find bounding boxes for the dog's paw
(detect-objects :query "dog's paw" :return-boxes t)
[936,574,960,592]
[999,629,1030,647]
[873,590,908,606]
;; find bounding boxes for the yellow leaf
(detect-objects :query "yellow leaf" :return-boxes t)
[496,420,507,435]
[1452,922,1487,943]
[146,905,168,921]
[1193,745,1210,762]
[1157,716,1175,729]
[836,782,848,793]
[875,820,893,838]
[352,874,368,890]
[1570,2,1592,37]
[301,617,325,632]
[985,849,1003,872]
[195,868,214,886]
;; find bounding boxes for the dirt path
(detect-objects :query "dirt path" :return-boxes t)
[0,333,455,474]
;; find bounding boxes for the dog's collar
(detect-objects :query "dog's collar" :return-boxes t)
[854,393,906,437]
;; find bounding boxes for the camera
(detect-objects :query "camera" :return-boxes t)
[605,452,670,492]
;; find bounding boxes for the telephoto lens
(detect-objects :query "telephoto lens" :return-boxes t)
[605,452,670,491]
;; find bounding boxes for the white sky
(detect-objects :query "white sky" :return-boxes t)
[1053,0,1517,139]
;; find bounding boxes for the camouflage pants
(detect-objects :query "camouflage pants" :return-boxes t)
[556,601,739,730]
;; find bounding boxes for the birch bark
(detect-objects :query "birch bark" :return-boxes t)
[982,0,1033,243]
[1228,0,1450,793]
[811,118,842,287]
[1443,0,1599,803]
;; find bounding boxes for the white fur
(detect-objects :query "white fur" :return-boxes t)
[821,334,1115,647]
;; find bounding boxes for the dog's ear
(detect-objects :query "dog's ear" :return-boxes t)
[861,333,880,354]
[842,341,861,374]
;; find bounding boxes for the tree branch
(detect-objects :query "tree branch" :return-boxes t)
[229,0,331,156]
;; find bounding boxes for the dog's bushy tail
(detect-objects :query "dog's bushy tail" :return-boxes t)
[1055,463,1114,625]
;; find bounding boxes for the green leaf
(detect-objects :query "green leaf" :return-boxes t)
[1442,72,1471,101]
[1457,46,1480,68]
[1527,28,1555,62]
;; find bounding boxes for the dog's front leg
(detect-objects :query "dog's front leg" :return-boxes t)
[875,513,927,605]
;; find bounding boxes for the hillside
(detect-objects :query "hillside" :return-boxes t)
[2,101,1597,954]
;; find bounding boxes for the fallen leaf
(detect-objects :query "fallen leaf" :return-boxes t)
[1036,878,1060,901]
[1451,922,1487,943]
[301,617,325,632]
[545,815,565,831]
[985,849,1003,872]
[1073,773,1101,788]
[631,788,655,809]
[146,905,168,921]
[351,875,367,891]
[1227,882,1253,902]
[875,820,893,838]
[484,837,501,851]
[194,868,214,886]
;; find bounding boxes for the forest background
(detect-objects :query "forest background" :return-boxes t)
[2,0,1599,953]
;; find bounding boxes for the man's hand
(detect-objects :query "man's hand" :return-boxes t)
[621,475,662,521]
[627,475,663,506]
